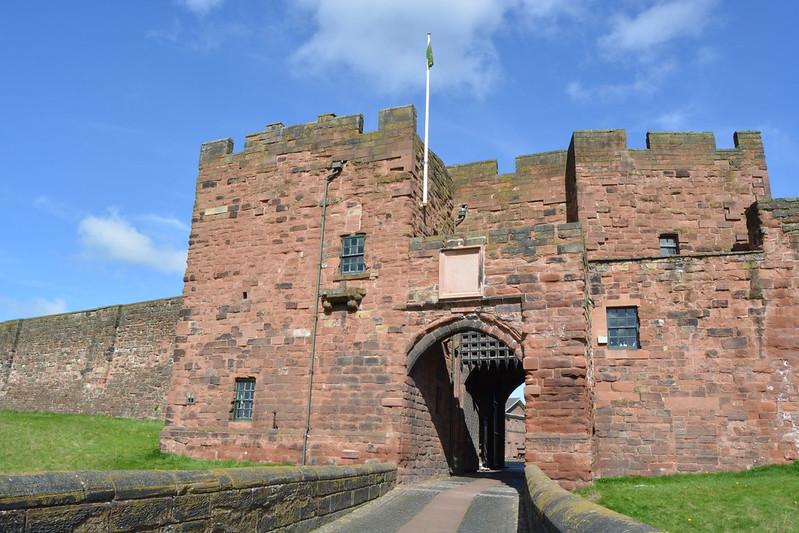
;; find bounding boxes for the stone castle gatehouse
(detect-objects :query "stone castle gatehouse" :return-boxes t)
[158,105,798,486]
[1,105,797,487]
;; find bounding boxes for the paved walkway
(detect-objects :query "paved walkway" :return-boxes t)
[318,463,528,533]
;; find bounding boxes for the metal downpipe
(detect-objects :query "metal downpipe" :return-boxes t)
[301,160,343,465]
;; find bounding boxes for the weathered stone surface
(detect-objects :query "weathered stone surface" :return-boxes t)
[0,510,25,532]
[110,497,173,531]
[172,493,211,522]
[109,470,177,500]
[25,503,109,533]
[0,297,181,419]
[523,464,659,532]
[0,465,396,533]
[0,472,85,510]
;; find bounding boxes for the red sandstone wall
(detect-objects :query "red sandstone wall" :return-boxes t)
[505,403,525,459]
[404,223,591,485]
[403,342,467,479]
[588,251,799,477]
[162,107,795,488]
[0,297,181,419]
[162,106,434,465]
[448,150,567,233]
[572,130,770,258]
[165,110,594,486]
[759,200,799,462]
[0,320,20,395]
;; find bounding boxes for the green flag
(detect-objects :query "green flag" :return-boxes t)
[426,36,434,69]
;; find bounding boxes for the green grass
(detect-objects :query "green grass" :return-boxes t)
[576,461,799,532]
[0,410,280,473]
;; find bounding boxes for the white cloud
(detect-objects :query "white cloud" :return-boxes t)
[138,214,190,232]
[565,60,675,101]
[654,109,689,130]
[0,297,68,319]
[179,0,225,15]
[565,0,719,101]
[291,0,585,96]
[78,212,187,274]
[519,0,585,19]
[600,0,718,58]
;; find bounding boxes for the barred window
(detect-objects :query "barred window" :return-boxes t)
[607,307,639,350]
[659,234,679,256]
[341,234,366,274]
[233,378,255,420]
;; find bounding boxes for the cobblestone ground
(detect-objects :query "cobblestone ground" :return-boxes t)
[317,462,528,533]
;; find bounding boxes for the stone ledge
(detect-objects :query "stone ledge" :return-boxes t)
[523,464,659,532]
[588,249,763,264]
[0,463,396,511]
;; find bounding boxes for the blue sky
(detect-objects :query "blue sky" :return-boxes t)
[1,0,797,321]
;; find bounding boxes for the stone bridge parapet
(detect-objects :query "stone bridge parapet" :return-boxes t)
[0,463,396,532]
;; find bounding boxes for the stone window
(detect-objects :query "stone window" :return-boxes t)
[233,378,255,420]
[659,233,679,256]
[439,247,483,299]
[341,234,366,275]
[607,307,639,349]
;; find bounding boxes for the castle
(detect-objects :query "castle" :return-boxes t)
[1,105,797,487]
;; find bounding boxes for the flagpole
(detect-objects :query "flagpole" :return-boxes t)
[422,32,431,207]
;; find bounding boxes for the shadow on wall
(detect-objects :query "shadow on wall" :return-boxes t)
[404,335,525,478]
[409,341,479,476]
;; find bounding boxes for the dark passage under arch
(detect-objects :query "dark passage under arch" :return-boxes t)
[403,325,525,477]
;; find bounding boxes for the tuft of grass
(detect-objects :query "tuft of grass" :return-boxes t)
[0,410,284,473]
[576,461,799,532]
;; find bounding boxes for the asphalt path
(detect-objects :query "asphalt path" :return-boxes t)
[317,463,528,533]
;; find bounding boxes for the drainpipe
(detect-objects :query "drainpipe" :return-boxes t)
[301,160,344,465]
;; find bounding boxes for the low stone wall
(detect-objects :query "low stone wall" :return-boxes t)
[0,463,395,532]
[523,464,658,532]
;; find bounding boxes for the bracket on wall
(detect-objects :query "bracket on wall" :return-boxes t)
[321,287,366,312]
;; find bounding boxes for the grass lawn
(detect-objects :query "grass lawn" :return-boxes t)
[0,410,278,473]
[577,461,799,532]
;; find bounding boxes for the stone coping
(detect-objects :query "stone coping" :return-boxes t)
[523,464,659,532]
[0,295,183,325]
[0,463,396,511]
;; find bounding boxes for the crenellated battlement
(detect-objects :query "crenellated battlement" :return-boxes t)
[198,105,417,164]
[448,150,569,232]
[448,150,567,185]
[570,128,771,257]
[570,129,765,158]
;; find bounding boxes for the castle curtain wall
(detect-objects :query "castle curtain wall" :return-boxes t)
[0,297,180,419]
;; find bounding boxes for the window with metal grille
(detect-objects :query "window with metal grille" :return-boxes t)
[659,234,679,256]
[607,307,639,349]
[341,234,366,274]
[233,378,255,420]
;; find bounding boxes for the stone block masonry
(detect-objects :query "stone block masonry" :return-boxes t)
[571,129,770,257]
[0,463,396,532]
[0,297,181,419]
[590,252,778,476]
[522,464,658,532]
[2,103,797,489]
